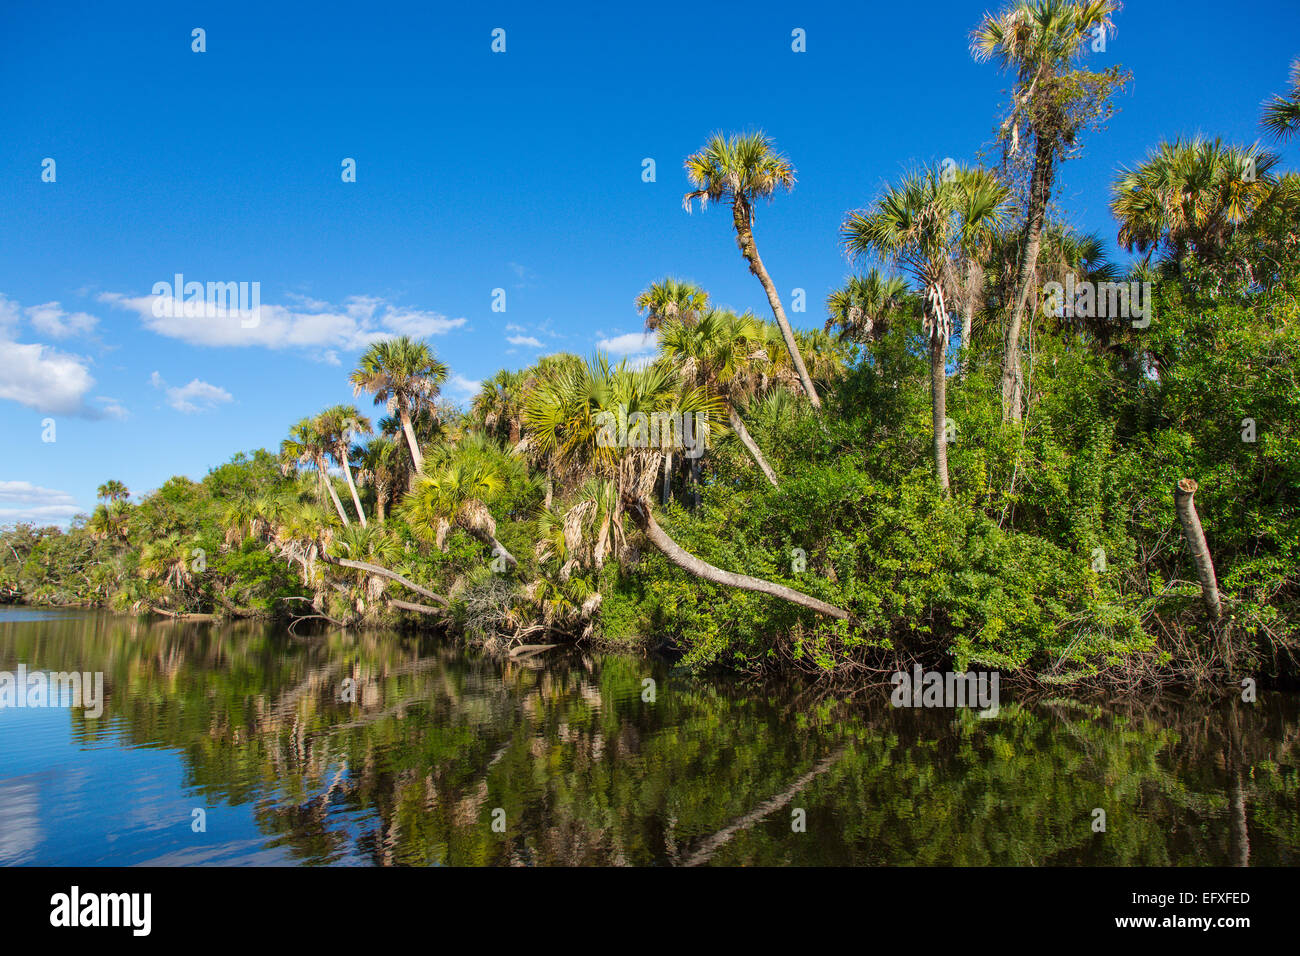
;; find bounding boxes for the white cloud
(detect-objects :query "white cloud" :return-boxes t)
[24,301,98,339]
[0,340,98,415]
[507,334,543,348]
[150,372,234,414]
[0,294,107,417]
[446,374,481,403]
[0,481,82,526]
[597,331,658,358]
[100,291,466,353]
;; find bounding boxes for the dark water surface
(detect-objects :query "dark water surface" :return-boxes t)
[1,607,1296,866]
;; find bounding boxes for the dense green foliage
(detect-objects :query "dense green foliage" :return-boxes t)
[5,1,1298,688]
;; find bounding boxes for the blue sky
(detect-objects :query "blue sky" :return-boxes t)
[2,0,1297,525]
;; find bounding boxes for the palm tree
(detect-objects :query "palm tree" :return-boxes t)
[636,277,710,330]
[281,416,351,526]
[96,480,130,503]
[658,308,780,487]
[843,163,1012,492]
[317,404,372,527]
[971,0,1121,421]
[401,451,521,570]
[1111,138,1280,262]
[953,167,1011,369]
[1261,59,1300,142]
[523,355,848,618]
[683,131,822,409]
[471,369,527,445]
[350,336,449,474]
[354,436,404,522]
[825,270,910,344]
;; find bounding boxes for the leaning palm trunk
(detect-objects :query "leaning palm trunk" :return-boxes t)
[959,258,979,375]
[727,405,779,488]
[340,458,368,527]
[322,555,447,606]
[1174,478,1223,623]
[317,459,351,526]
[398,407,424,473]
[733,201,821,409]
[630,501,848,619]
[1001,137,1055,422]
[931,334,951,493]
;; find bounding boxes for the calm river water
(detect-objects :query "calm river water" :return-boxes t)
[0,606,1296,865]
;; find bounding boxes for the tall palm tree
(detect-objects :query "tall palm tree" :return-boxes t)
[317,404,373,527]
[1111,138,1280,262]
[523,354,847,618]
[683,131,822,409]
[635,277,710,330]
[843,163,1012,492]
[972,0,1121,421]
[1261,59,1300,142]
[354,436,404,522]
[350,336,449,474]
[953,167,1011,369]
[96,480,129,503]
[281,416,351,526]
[471,369,527,445]
[658,308,780,487]
[825,269,910,344]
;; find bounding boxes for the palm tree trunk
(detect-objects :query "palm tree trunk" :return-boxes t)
[341,458,368,527]
[733,200,821,409]
[661,450,673,505]
[1174,478,1223,622]
[317,459,351,526]
[931,335,951,493]
[485,534,519,569]
[543,461,554,510]
[323,555,447,605]
[398,407,424,474]
[959,258,978,376]
[1001,137,1054,422]
[727,405,779,488]
[376,486,388,522]
[631,502,848,619]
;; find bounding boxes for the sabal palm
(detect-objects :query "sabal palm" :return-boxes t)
[1261,60,1300,142]
[658,308,779,487]
[350,336,449,473]
[683,131,822,408]
[635,277,710,330]
[471,369,527,445]
[522,355,846,618]
[401,455,519,569]
[354,436,404,522]
[96,480,129,503]
[953,166,1011,364]
[316,404,373,527]
[281,416,352,526]
[972,0,1121,421]
[843,163,1012,491]
[1111,138,1280,261]
[826,269,910,343]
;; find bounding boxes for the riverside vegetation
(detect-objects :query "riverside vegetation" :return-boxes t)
[5,1,1300,691]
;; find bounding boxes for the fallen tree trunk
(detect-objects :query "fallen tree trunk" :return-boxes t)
[631,502,849,620]
[323,555,448,606]
[387,598,445,617]
[1174,478,1223,622]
